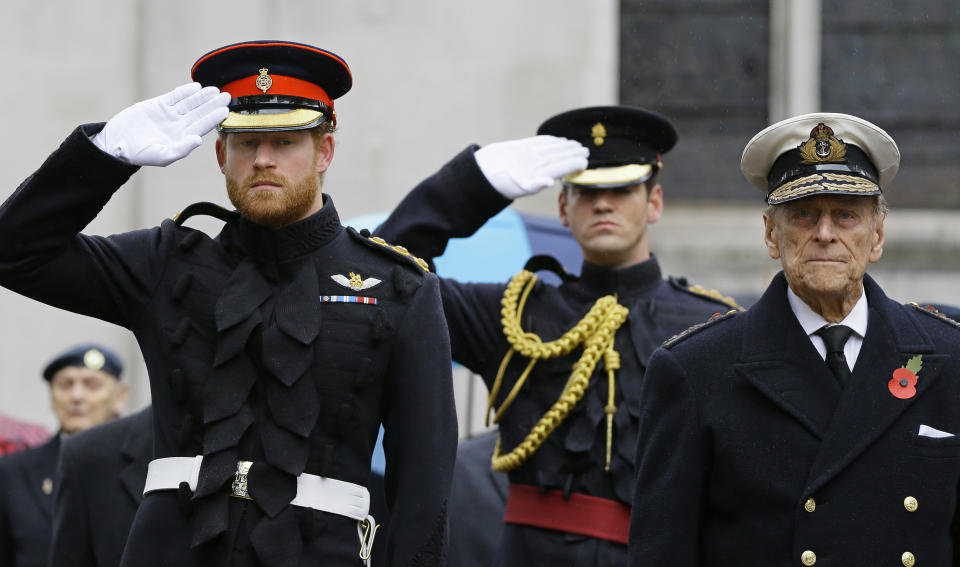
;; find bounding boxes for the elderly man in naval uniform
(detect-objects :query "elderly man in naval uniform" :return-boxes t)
[629,112,960,567]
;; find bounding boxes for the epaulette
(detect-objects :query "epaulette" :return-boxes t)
[523,255,577,284]
[173,202,239,226]
[907,302,960,329]
[347,228,430,273]
[669,276,744,311]
[662,309,740,349]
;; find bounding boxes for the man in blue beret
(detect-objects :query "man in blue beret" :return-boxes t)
[0,344,126,567]
[376,105,742,566]
[0,40,455,567]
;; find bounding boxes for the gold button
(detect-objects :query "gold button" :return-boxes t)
[902,551,915,566]
[801,550,817,566]
[804,498,816,512]
[904,496,918,513]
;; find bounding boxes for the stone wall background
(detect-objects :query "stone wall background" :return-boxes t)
[2,1,958,433]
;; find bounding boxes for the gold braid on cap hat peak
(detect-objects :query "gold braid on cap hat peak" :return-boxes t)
[770,172,879,203]
[488,270,628,472]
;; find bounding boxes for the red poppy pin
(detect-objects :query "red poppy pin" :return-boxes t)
[888,355,922,399]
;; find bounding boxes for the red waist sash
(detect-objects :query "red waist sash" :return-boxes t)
[503,483,630,544]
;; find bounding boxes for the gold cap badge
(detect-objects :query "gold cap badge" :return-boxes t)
[591,123,607,146]
[799,122,846,164]
[83,348,105,371]
[255,67,273,94]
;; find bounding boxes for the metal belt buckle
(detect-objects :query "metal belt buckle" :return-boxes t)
[230,461,254,500]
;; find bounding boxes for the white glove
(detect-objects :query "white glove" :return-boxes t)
[474,135,589,199]
[93,82,231,166]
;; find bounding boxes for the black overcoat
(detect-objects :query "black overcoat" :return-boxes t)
[629,271,960,566]
[49,406,153,567]
[0,435,59,567]
[0,125,457,567]
[377,147,738,566]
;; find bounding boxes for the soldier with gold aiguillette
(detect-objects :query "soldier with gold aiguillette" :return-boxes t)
[0,40,456,566]
[377,105,741,566]
[629,113,960,566]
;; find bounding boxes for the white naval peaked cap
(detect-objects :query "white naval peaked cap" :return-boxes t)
[740,112,900,204]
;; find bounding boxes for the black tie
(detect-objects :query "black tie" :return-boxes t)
[815,325,854,385]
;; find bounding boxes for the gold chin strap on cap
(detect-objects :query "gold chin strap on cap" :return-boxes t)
[219,108,325,131]
[488,270,629,472]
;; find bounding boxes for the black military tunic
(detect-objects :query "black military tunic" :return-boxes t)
[376,146,737,566]
[0,124,457,567]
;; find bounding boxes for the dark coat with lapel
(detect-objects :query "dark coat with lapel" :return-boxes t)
[0,125,456,567]
[629,271,960,566]
[377,147,739,566]
[0,435,60,567]
[49,406,153,567]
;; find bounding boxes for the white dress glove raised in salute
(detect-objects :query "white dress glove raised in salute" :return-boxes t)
[93,82,231,167]
[474,135,589,200]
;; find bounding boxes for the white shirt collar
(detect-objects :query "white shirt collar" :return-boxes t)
[787,284,869,339]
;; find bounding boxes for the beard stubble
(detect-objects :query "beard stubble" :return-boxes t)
[226,164,321,229]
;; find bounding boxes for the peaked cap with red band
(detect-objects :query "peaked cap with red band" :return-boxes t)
[191,40,352,132]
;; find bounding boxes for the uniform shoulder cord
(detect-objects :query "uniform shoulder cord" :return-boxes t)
[488,270,628,472]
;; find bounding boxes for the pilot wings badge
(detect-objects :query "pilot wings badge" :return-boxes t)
[331,272,382,291]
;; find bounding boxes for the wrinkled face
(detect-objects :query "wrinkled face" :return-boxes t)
[217,130,334,228]
[764,194,885,299]
[49,367,127,434]
[558,183,663,269]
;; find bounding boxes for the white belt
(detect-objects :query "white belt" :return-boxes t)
[144,456,379,565]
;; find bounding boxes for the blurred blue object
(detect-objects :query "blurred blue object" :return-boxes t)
[349,207,581,281]
[346,207,579,474]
